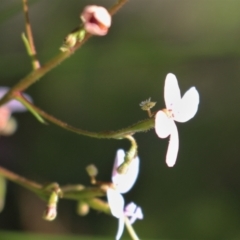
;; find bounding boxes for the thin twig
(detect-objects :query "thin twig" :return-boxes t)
[0,166,42,194]
[125,216,140,240]
[22,0,40,69]
[16,94,155,139]
[0,165,108,212]
[110,0,129,15]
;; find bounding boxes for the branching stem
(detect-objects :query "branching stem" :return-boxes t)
[17,94,155,139]
[22,0,40,69]
[0,0,129,107]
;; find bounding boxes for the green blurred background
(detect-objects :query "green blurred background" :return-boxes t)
[1,0,240,239]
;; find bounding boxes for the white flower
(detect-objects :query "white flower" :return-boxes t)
[0,87,30,135]
[80,5,111,36]
[107,149,139,240]
[155,73,200,167]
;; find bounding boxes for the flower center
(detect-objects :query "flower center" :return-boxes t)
[163,108,174,118]
[89,16,108,31]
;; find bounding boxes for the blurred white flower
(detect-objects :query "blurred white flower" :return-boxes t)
[155,73,200,167]
[107,149,139,240]
[80,5,111,36]
[0,87,30,135]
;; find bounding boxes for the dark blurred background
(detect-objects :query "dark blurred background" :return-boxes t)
[1,0,240,239]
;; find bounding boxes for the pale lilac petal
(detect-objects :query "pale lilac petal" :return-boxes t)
[5,100,26,113]
[166,122,179,167]
[112,150,139,194]
[129,207,143,224]
[124,202,137,216]
[173,87,200,123]
[107,189,124,218]
[155,111,173,138]
[116,215,125,240]
[164,73,181,110]
[0,87,32,113]
[0,87,9,99]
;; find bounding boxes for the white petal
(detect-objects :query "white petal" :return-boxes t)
[116,215,125,240]
[112,150,139,194]
[155,111,173,138]
[164,73,181,110]
[166,122,179,167]
[124,202,137,216]
[107,189,124,218]
[173,87,200,123]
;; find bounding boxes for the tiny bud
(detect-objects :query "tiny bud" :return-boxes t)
[80,5,111,36]
[86,164,98,177]
[77,201,89,216]
[60,29,86,52]
[43,205,57,221]
[0,117,17,136]
[139,98,156,111]
[42,191,59,221]
[60,34,78,52]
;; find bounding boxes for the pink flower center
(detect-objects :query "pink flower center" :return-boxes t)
[163,108,174,118]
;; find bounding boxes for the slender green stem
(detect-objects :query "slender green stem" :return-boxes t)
[17,94,155,139]
[0,176,6,212]
[22,0,40,69]
[125,216,140,240]
[0,166,43,196]
[86,198,111,215]
[118,135,138,173]
[0,0,129,107]
[109,0,129,15]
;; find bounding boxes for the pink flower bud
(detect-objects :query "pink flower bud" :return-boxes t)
[80,5,111,36]
[0,107,11,131]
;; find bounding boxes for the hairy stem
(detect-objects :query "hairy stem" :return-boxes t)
[17,94,155,139]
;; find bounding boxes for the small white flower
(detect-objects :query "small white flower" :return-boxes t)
[0,87,31,135]
[107,149,139,240]
[80,5,111,36]
[155,73,200,167]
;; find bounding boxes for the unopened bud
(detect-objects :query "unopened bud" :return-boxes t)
[60,29,86,52]
[0,117,17,136]
[86,164,98,177]
[43,205,57,221]
[42,191,59,221]
[77,201,89,216]
[80,5,111,36]
[139,98,156,111]
[0,107,11,132]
